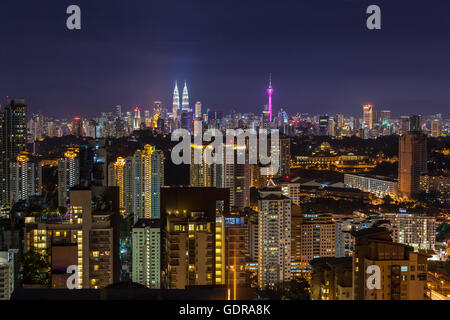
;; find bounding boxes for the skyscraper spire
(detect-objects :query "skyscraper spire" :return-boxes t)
[173,81,180,119]
[182,81,189,110]
[267,74,273,122]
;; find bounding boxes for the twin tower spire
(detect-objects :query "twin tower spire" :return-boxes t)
[172,75,272,120]
[172,81,189,118]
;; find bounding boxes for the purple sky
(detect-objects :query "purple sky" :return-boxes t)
[1,0,450,118]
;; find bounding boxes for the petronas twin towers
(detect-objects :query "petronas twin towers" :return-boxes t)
[172,81,189,120]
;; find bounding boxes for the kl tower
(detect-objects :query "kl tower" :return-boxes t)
[267,74,273,122]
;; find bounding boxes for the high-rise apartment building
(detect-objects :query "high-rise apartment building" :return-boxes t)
[247,210,259,262]
[108,157,126,212]
[133,107,141,130]
[132,145,164,220]
[297,212,335,275]
[279,136,291,178]
[257,187,291,289]
[382,213,436,250]
[58,148,80,207]
[0,99,27,207]
[352,228,429,300]
[190,145,215,187]
[25,187,120,289]
[72,117,82,137]
[10,153,42,204]
[216,144,251,211]
[380,110,391,123]
[224,215,248,298]
[160,187,230,289]
[182,81,189,109]
[398,130,427,197]
[280,182,300,206]
[132,219,161,288]
[165,214,215,289]
[108,156,134,215]
[194,101,202,119]
[319,115,329,136]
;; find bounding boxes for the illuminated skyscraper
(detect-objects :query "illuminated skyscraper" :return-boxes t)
[337,114,344,128]
[431,119,442,137]
[0,99,27,206]
[319,115,329,136]
[72,117,82,137]
[380,110,391,123]
[182,81,189,109]
[296,212,335,274]
[398,131,427,197]
[172,82,180,120]
[58,148,80,207]
[262,110,271,132]
[190,145,214,187]
[133,107,141,130]
[409,115,422,133]
[267,74,273,122]
[180,109,193,133]
[108,157,126,213]
[219,151,250,211]
[383,213,436,250]
[10,153,42,204]
[257,187,291,289]
[279,136,291,178]
[194,101,202,119]
[133,145,164,220]
[362,104,373,129]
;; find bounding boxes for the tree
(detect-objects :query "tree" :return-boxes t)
[58,206,68,215]
[21,251,51,285]
[259,277,310,300]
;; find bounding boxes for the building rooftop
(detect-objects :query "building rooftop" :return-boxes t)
[350,227,390,238]
[133,219,161,229]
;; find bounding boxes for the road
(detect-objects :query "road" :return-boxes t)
[428,272,450,300]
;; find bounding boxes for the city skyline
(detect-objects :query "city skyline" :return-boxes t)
[2,1,450,118]
[1,0,450,305]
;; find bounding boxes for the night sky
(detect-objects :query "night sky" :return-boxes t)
[1,0,450,118]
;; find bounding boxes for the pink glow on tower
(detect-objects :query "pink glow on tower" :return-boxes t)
[267,74,273,122]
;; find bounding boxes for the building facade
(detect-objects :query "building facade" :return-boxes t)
[257,187,291,289]
[132,219,161,288]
